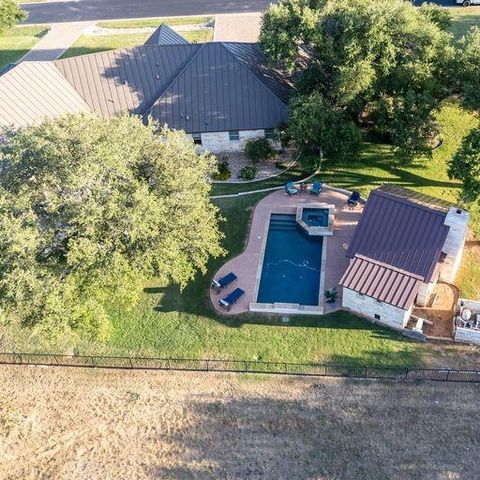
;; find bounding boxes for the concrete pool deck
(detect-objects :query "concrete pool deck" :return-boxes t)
[210,186,364,315]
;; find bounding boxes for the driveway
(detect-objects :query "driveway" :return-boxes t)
[22,0,271,24]
[19,21,94,61]
[214,12,262,42]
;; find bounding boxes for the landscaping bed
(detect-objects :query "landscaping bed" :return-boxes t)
[212,151,295,183]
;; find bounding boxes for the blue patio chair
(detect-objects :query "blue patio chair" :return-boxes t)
[347,191,361,208]
[285,182,298,196]
[211,272,237,293]
[219,288,245,311]
[310,182,322,195]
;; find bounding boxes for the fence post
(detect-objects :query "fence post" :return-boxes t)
[405,368,409,380]
[445,370,450,382]
[244,361,248,373]
[129,357,133,369]
[205,360,209,371]
[364,366,368,379]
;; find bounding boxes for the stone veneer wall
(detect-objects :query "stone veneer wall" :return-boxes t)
[342,287,411,329]
[416,280,436,307]
[191,129,273,153]
[439,207,469,284]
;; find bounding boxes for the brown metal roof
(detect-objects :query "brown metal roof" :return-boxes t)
[0,62,90,128]
[340,255,423,310]
[377,185,451,213]
[347,187,450,282]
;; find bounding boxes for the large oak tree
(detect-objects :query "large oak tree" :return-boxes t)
[260,0,454,159]
[0,114,224,339]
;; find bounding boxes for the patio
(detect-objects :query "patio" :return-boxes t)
[210,185,363,315]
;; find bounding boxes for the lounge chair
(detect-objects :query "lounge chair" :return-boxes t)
[310,182,322,195]
[211,272,237,293]
[347,191,361,208]
[219,288,245,311]
[285,182,298,196]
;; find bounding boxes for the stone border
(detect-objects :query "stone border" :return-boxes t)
[296,203,335,237]
[210,169,320,199]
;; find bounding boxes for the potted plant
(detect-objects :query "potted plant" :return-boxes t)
[325,287,337,304]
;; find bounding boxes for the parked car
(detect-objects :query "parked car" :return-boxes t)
[456,0,480,6]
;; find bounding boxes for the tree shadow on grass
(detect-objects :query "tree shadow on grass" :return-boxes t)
[149,381,477,480]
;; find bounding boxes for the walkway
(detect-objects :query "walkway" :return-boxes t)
[214,12,262,42]
[19,21,94,62]
[210,186,363,315]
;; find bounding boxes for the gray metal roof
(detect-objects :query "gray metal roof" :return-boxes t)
[149,42,289,133]
[0,62,90,128]
[223,42,292,104]
[340,255,423,310]
[347,187,450,282]
[1,40,292,133]
[54,45,199,118]
[144,24,189,46]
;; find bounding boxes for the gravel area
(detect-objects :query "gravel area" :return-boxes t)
[214,151,295,183]
[84,23,212,36]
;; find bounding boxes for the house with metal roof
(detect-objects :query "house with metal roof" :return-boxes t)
[0,24,291,153]
[340,186,469,332]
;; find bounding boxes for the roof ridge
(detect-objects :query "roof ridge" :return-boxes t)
[145,42,287,121]
[372,189,448,217]
[221,42,290,106]
[354,254,425,281]
[143,43,206,119]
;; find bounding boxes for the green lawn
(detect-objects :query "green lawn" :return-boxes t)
[97,16,213,29]
[0,193,424,366]
[61,29,213,59]
[449,6,480,39]
[0,25,49,69]
[2,191,478,369]
[319,101,480,237]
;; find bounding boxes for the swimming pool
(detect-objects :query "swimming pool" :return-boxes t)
[256,214,323,306]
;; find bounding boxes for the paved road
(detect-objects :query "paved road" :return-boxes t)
[22,0,272,24]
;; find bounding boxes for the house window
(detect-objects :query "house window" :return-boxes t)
[376,299,383,304]
[374,314,381,320]
[229,130,240,141]
[192,133,202,145]
[357,292,365,299]
[264,128,275,139]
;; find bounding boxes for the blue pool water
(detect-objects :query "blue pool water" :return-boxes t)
[301,208,329,227]
[257,214,323,306]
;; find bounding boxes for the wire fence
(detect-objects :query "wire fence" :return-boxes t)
[1,352,480,383]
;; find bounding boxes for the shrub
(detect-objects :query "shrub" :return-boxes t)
[239,165,258,181]
[212,157,231,181]
[244,137,276,163]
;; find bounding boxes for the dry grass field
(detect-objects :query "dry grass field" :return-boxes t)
[1,366,479,480]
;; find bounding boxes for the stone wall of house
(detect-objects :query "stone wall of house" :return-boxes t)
[416,280,436,307]
[342,287,411,329]
[439,207,469,284]
[190,129,276,153]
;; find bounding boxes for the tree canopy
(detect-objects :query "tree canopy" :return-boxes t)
[0,114,224,339]
[449,128,480,203]
[0,0,27,32]
[453,26,480,111]
[260,0,454,158]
